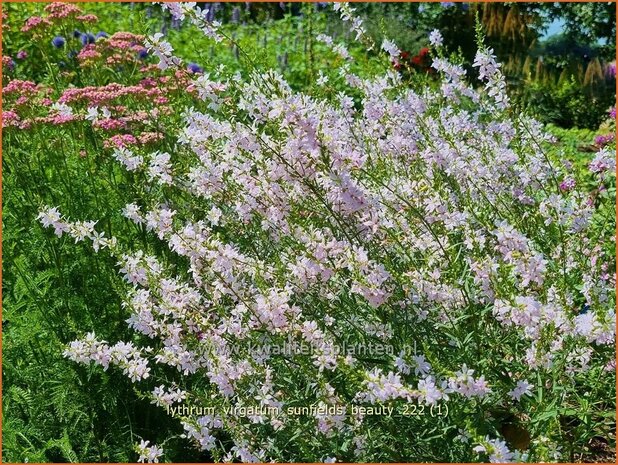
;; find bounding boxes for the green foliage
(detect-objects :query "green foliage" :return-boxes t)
[517,77,615,129]
[533,34,605,68]
[2,94,185,461]
[2,2,615,462]
[544,2,616,60]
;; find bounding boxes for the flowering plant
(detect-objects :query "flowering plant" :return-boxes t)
[4,2,616,463]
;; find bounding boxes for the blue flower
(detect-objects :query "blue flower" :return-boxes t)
[80,33,96,46]
[187,62,204,74]
[95,31,109,40]
[52,36,66,48]
[73,29,82,38]
[137,49,148,60]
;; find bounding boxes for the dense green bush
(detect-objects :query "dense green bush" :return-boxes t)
[519,77,615,129]
[2,2,615,463]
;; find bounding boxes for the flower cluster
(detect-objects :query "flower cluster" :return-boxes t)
[135,440,164,463]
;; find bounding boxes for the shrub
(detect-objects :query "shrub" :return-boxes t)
[4,2,616,463]
[518,77,615,130]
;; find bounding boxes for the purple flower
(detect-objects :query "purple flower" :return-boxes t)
[609,106,616,119]
[187,62,204,74]
[594,133,614,147]
[4,57,15,70]
[137,48,149,60]
[206,4,216,22]
[16,50,28,60]
[559,178,576,192]
[589,148,615,173]
[52,36,66,48]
